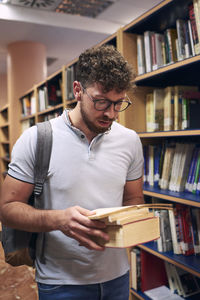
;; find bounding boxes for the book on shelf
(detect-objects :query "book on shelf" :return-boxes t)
[140,250,168,292]
[183,20,193,58]
[187,98,200,129]
[148,145,154,186]
[30,96,36,115]
[163,86,174,131]
[65,64,76,100]
[154,209,172,252]
[185,146,200,192]
[47,78,62,107]
[130,248,141,291]
[145,93,154,132]
[143,145,148,184]
[193,0,200,50]
[21,118,35,132]
[145,88,165,132]
[188,146,200,193]
[21,96,31,117]
[137,35,146,75]
[190,207,200,254]
[144,285,184,300]
[173,85,198,130]
[144,31,154,72]
[165,261,200,298]
[144,145,162,187]
[192,149,200,194]
[160,143,175,190]
[176,19,186,61]
[197,170,200,195]
[38,86,48,111]
[88,204,172,248]
[188,1,200,55]
[175,143,195,192]
[154,145,162,188]
[181,90,200,129]
[165,28,178,64]
[153,88,165,131]
[176,204,194,256]
[151,32,164,71]
[168,208,182,254]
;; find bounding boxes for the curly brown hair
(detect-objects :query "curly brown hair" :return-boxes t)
[76,45,135,93]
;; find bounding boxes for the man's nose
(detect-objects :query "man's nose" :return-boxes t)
[103,103,117,119]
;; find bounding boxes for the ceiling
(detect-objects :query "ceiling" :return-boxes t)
[0,0,161,76]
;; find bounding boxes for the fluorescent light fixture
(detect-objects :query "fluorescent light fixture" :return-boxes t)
[0,0,10,3]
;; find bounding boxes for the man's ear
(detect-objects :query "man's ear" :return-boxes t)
[73,81,82,101]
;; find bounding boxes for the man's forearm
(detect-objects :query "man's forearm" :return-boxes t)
[0,201,61,232]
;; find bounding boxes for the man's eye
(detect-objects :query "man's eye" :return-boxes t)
[98,100,108,105]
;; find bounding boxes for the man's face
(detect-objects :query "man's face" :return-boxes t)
[80,83,126,135]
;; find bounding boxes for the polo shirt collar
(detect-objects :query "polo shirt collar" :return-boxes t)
[63,109,110,141]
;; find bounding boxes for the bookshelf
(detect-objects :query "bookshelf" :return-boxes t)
[17,32,117,137]
[9,1,200,297]
[0,104,10,186]
[117,0,200,299]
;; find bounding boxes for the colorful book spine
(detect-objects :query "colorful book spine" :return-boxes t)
[154,146,162,187]
[185,146,199,192]
[192,150,200,194]
[189,147,200,192]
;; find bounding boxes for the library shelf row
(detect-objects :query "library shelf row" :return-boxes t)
[130,287,200,300]
[143,185,200,207]
[139,241,200,278]
[135,55,200,87]
[139,129,200,138]
[9,0,200,299]
[124,0,200,299]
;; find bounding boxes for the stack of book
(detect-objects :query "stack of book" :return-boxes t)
[88,204,172,248]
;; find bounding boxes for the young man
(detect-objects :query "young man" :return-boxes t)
[0,45,144,300]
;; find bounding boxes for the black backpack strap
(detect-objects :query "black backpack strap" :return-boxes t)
[33,121,52,264]
[34,121,52,198]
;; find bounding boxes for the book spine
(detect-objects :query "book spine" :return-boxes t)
[144,31,153,72]
[176,19,186,60]
[137,35,146,75]
[187,19,196,56]
[192,150,200,194]
[181,97,189,129]
[188,2,200,55]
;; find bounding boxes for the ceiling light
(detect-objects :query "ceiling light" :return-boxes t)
[0,0,10,3]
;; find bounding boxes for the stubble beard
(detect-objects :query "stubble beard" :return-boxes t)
[80,103,114,134]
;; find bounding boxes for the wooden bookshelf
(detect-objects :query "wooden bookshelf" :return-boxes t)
[9,1,200,297]
[117,0,200,299]
[17,32,117,135]
[0,104,10,187]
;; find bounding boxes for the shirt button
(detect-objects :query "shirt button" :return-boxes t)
[81,135,85,139]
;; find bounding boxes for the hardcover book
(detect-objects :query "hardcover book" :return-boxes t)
[88,204,172,248]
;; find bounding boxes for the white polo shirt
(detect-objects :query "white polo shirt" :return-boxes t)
[8,110,144,285]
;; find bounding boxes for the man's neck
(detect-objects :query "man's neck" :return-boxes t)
[68,108,97,143]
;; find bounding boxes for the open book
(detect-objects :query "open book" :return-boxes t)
[89,203,172,248]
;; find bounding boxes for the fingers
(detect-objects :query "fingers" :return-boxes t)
[61,206,110,251]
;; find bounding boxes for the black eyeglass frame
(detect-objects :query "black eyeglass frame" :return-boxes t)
[80,83,132,112]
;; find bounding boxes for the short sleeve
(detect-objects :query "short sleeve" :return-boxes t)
[126,133,144,181]
[8,126,37,184]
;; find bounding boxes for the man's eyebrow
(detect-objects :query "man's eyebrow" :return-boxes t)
[92,94,125,101]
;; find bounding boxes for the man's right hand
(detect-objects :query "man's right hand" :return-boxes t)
[57,206,110,251]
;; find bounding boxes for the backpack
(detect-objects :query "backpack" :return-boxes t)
[1,120,52,267]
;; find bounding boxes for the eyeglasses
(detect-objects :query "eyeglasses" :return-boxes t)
[80,84,132,112]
